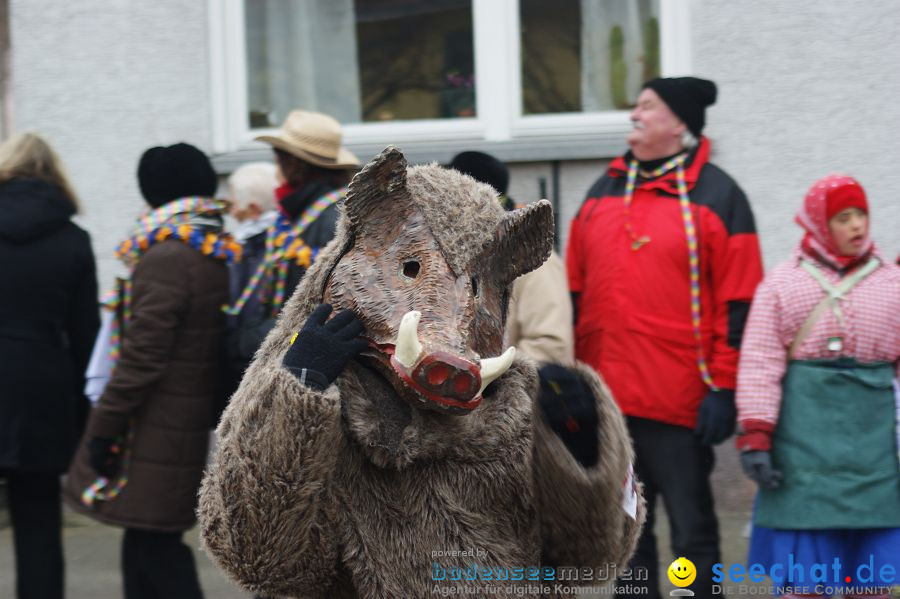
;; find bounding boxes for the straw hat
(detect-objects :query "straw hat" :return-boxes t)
[255,110,359,170]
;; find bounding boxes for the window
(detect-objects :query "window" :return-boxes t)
[209,0,689,158]
[520,0,660,114]
[244,0,476,126]
[0,0,9,140]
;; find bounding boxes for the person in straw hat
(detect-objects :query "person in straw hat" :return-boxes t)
[223,110,359,383]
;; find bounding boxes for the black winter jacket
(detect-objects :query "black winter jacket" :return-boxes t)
[0,178,100,472]
[225,181,339,380]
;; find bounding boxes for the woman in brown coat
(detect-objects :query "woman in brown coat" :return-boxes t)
[65,143,232,599]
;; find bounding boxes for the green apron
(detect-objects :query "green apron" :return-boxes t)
[755,358,900,529]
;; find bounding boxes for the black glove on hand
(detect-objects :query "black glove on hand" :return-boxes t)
[537,363,599,468]
[88,436,121,479]
[283,304,368,390]
[694,388,736,445]
[740,450,783,490]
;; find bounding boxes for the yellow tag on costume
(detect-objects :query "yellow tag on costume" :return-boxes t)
[290,332,298,346]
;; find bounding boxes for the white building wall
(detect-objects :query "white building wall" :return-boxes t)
[691,0,900,268]
[10,0,212,291]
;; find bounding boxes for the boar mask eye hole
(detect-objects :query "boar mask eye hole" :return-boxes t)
[402,260,421,279]
[471,276,479,297]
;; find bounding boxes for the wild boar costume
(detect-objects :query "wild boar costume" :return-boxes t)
[199,147,644,598]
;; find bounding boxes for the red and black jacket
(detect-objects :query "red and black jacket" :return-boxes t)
[566,138,763,428]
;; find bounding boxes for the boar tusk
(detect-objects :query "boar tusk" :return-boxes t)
[394,311,424,369]
[478,347,516,396]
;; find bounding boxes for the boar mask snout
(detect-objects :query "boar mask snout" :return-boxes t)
[390,310,516,410]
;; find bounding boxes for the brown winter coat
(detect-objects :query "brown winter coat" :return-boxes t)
[199,148,644,598]
[65,239,228,532]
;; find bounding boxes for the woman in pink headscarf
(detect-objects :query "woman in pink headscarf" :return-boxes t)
[735,175,900,598]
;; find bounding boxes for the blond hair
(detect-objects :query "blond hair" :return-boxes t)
[0,132,81,212]
[227,161,278,213]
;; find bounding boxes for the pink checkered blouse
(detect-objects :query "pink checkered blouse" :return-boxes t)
[736,250,900,425]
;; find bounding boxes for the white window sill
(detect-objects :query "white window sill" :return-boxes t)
[211,125,630,173]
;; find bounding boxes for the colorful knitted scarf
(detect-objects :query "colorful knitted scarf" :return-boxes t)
[624,153,717,391]
[106,196,241,353]
[224,187,345,317]
[115,196,241,268]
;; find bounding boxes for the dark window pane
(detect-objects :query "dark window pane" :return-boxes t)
[520,0,581,114]
[520,0,661,114]
[357,0,474,122]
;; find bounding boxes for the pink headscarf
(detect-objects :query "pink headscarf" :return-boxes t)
[795,174,872,270]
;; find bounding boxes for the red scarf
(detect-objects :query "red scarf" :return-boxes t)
[274,183,297,218]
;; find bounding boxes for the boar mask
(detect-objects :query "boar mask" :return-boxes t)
[322,147,553,415]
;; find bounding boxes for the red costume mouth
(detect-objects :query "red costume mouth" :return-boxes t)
[363,340,483,411]
[390,353,483,411]
[359,311,514,414]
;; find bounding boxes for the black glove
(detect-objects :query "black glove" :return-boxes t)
[88,436,121,479]
[740,450,783,490]
[537,363,599,468]
[694,388,736,445]
[283,304,368,390]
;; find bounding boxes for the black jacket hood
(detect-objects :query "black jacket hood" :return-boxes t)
[0,178,76,244]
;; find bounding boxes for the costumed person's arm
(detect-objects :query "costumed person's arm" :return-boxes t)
[696,182,764,445]
[531,362,644,572]
[509,253,574,365]
[86,243,188,473]
[199,304,366,598]
[735,275,787,489]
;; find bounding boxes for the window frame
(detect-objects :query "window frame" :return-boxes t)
[208,0,692,163]
[0,0,10,140]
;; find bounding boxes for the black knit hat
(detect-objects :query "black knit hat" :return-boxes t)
[642,77,717,138]
[137,143,218,208]
[449,151,509,195]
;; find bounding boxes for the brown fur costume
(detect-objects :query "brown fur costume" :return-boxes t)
[198,147,644,598]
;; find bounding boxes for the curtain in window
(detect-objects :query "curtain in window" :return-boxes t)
[246,0,362,126]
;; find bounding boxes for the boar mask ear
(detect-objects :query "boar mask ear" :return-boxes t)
[344,145,408,232]
[483,200,554,286]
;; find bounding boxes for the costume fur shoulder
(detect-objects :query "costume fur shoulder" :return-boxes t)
[199,147,644,598]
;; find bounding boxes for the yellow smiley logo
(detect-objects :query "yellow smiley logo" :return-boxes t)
[667,557,696,587]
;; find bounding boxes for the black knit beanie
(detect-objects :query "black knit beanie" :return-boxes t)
[449,151,509,195]
[137,143,218,208]
[642,77,717,138]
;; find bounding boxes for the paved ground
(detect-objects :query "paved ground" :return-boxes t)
[0,442,760,598]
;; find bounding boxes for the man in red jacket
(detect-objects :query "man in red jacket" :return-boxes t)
[566,77,763,599]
